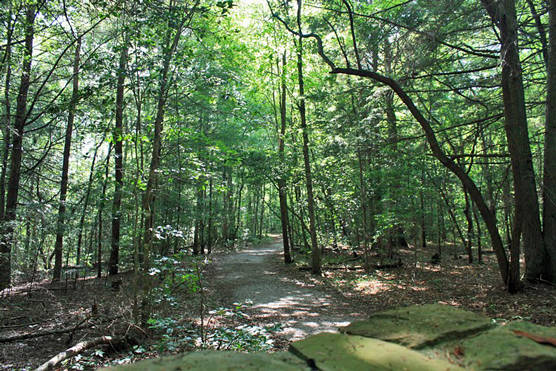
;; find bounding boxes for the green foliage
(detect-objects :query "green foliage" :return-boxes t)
[147,302,282,353]
[204,323,282,351]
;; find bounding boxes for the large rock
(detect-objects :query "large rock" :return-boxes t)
[289,332,464,371]
[341,303,492,349]
[103,350,310,371]
[464,321,556,370]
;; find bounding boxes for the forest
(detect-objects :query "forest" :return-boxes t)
[1,0,556,369]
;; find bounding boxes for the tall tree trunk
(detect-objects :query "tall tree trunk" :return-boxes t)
[109,31,130,276]
[278,53,292,263]
[357,149,370,266]
[258,184,266,241]
[222,168,229,243]
[207,178,213,254]
[97,146,113,278]
[542,0,556,282]
[296,0,320,274]
[227,169,235,241]
[76,141,101,268]
[193,180,204,255]
[0,7,14,220]
[481,0,544,282]
[142,11,190,271]
[0,6,35,290]
[276,0,518,288]
[53,36,81,281]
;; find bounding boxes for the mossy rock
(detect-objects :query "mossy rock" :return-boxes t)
[103,350,310,371]
[341,304,492,349]
[290,332,465,371]
[464,321,556,370]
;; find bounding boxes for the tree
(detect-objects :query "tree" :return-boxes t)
[0,4,35,290]
[53,35,82,281]
[142,1,200,271]
[295,0,321,274]
[543,0,556,282]
[271,0,515,289]
[109,30,130,276]
[277,52,293,264]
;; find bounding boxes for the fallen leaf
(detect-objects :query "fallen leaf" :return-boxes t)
[513,330,556,347]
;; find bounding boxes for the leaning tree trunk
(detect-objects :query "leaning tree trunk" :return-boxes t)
[53,36,81,281]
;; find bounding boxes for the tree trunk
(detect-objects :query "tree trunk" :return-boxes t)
[97,146,112,278]
[222,168,229,244]
[296,0,320,274]
[278,52,292,263]
[193,180,204,255]
[142,11,191,271]
[0,7,14,220]
[481,0,544,282]
[76,141,101,268]
[0,6,35,290]
[328,65,512,288]
[109,31,130,276]
[542,0,556,282]
[473,206,483,263]
[207,178,213,254]
[53,36,81,281]
[463,189,474,263]
[258,184,266,241]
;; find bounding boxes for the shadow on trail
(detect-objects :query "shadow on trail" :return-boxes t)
[210,239,364,341]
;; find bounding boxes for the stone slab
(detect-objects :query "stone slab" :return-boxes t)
[341,303,492,349]
[103,350,310,371]
[464,321,556,371]
[290,332,465,371]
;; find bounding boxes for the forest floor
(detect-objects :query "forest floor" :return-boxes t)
[1,236,556,370]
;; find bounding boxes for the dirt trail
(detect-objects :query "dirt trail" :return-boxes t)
[208,238,365,342]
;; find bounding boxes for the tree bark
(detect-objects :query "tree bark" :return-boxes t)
[76,141,101,268]
[109,31,130,276]
[296,0,321,274]
[542,0,556,282]
[0,7,14,220]
[142,9,191,270]
[53,36,81,281]
[97,146,112,278]
[278,52,292,263]
[481,0,545,282]
[0,6,35,290]
[35,336,123,371]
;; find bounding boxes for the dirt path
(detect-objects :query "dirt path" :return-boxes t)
[208,238,366,343]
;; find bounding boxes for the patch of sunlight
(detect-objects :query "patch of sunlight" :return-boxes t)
[438,300,462,307]
[355,279,392,295]
[410,286,429,292]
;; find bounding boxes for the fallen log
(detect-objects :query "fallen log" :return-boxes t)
[0,322,94,343]
[299,266,365,271]
[298,262,403,271]
[35,336,123,371]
